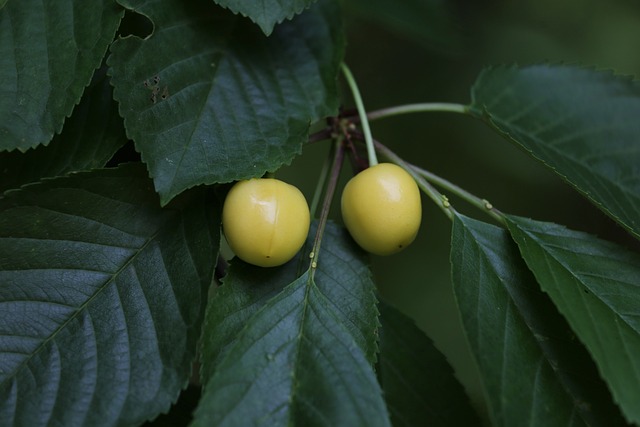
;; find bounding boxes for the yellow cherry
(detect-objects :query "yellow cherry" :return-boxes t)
[341,163,422,255]
[222,178,310,267]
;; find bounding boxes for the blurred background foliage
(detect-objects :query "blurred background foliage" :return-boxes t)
[277,0,640,419]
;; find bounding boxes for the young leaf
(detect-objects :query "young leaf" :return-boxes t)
[377,301,479,426]
[193,221,390,427]
[506,216,640,425]
[108,0,344,205]
[0,66,127,194]
[469,65,640,240]
[0,0,123,152]
[451,213,628,427]
[0,164,219,427]
[212,0,318,36]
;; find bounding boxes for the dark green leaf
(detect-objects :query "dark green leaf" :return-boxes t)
[197,258,301,384]
[345,0,463,54]
[0,164,219,427]
[506,215,640,425]
[0,0,123,151]
[470,65,640,239]
[108,0,344,205]
[212,0,318,36]
[377,301,479,426]
[193,221,389,427]
[0,66,127,194]
[451,213,628,427]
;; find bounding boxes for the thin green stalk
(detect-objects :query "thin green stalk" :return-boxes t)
[366,103,470,121]
[373,139,454,221]
[341,63,378,166]
[411,165,507,226]
[310,141,345,279]
[309,143,336,217]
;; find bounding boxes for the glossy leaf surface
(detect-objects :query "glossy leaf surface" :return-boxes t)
[471,65,640,239]
[0,0,123,151]
[193,222,389,427]
[212,0,318,35]
[506,215,640,425]
[109,0,344,204]
[451,213,628,426]
[0,164,219,427]
[0,66,127,194]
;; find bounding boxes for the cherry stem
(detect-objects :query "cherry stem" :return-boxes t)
[310,140,345,279]
[309,143,335,217]
[366,102,469,121]
[308,128,333,144]
[410,164,507,226]
[340,63,378,167]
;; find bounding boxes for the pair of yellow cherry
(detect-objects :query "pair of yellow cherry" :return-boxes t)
[222,163,422,267]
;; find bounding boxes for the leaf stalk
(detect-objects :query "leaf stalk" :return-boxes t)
[410,164,506,226]
[309,140,345,279]
[366,102,470,121]
[309,143,335,217]
[340,63,378,166]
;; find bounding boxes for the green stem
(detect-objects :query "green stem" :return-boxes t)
[411,165,507,226]
[373,139,454,221]
[341,63,378,166]
[310,141,345,279]
[366,102,470,121]
[309,143,336,217]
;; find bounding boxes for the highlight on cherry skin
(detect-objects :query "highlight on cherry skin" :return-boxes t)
[341,163,422,256]
[222,178,311,267]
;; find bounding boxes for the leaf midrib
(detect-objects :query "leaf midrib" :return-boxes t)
[287,271,314,427]
[285,271,375,426]
[512,223,640,336]
[163,18,239,198]
[484,112,640,237]
[491,112,638,198]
